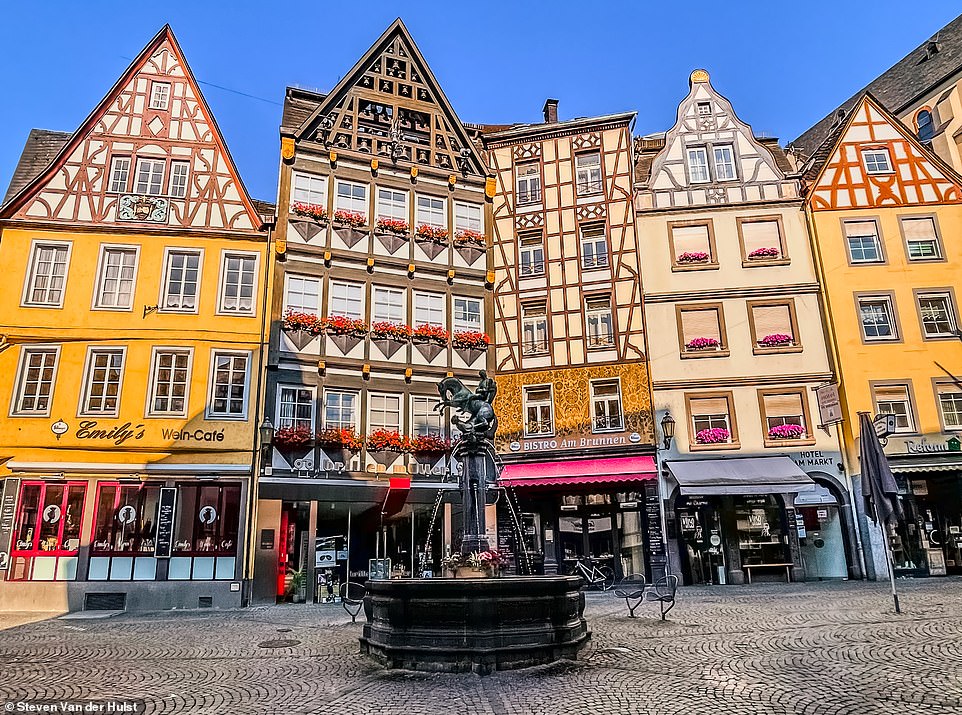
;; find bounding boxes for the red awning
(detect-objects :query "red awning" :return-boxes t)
[499,455,657,488]
[381,476,411,517]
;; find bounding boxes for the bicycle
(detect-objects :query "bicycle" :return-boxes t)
[567,557,615,591]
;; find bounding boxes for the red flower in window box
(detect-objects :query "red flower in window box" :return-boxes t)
[367,429,412,453]
[748,246,780,260]
[291,202,328,222]
[323,315,368,336]
[454,229,485,247]
[282,310,325,336]
[371,322,412,341]
[411,434,450,455]
[316,428,364,452]
[273,425,314,448]
[452,331,490,350]
[415,224,450,242]
[412,324,449,344]
[333,210,367,228]
[375,218,409,235]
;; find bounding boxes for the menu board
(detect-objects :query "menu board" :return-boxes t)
[154,487,177,559]
[645,485,666,558]
[0,478,20,571]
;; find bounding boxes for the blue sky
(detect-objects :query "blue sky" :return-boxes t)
[1,1,958,203]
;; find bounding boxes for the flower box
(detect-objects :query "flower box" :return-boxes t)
[374,218,410,254]
[367,429,411,453]
[747,246,780,260]
[412,324,448,361]
[695,427,730,444]
[411,434,450,457]
[332,211,368,248]
[316,428,364,453]
[273,425,314,448]
[291,202,328,222]
[371,322,411,359]
[759,333,793,348]
[454,229,485,262]
[324,315,368,336]
[768,424,805,440]
[453,330,489,364]
[282,310,324,350]
[685,337,720,351]
[677,251,710,264]
[415,224,450,260]
[376,218,409,235]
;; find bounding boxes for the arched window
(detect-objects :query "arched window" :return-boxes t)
[916,109,934,142]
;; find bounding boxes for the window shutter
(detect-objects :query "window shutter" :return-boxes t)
[763,393,804,418]
[937,381,962,396]
[752,305,793,340]
[843,221,878,238]
[671,225,710,257]
[901,217,937,240]
[690,397,729,416]
[741,220,780,254]
[680,309,721,342]
[874,385,909,401]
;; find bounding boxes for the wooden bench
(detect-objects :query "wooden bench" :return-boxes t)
[743,563,792,584]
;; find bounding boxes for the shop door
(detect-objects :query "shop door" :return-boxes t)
[798,505,847,579]
[677,501,726,585]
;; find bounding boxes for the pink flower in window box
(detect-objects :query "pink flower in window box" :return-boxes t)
[759,333,793,347]
[685,337,720,351]
[768,424,805,440]
[748,246,780,259]
[678,251,710,264]
[695,428,730,444]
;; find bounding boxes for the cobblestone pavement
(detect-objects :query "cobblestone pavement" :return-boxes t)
[2,579,962,714]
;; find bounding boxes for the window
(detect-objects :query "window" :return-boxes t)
[9,481,86,582]
[218,253,257,315]
[857,295,898,341]
[696,102,711,116]
[523,385,554,436]
[454,202,482,233]
[293,173,327,206]
[872,384,915,433]
[516,163,541,204]
[519,232,545,277]
[335,180,368,218]
[149,82,171,110]
[283,274,320,314]
[917,292,956,338]
[12,347,59,415]
[376,187,407,222]
[862,148,892,174]
[669,221,714,266]
[149,349,191,415]
[277,386,315,429]
[90,482,161,557]
[161,250,201,311]
[713,145,736,181]
[580,224,609,269]
[761,392,808,439]
[585,295,614,347]
[688,395,735,445]
[522,302,549,355]
[591,379,622,432]
[23,242,70,307]
[168,161,190,198]
[134,158,165,196]
[901,216,942,260]
[92,246,137,310]
[329,281,363,319]
[169,484,240,580]
[936,382,962,429]
[739,218,784,261]
[687,147,709,183]
[454,297,482,332]
[749,301,797,349]
[416,194,446,228]
[844,220,883,263]
[372,286,405,323]
[678,305,725,354]
[80,349,125,415]
[412,396,443,436]
[414,291,445,326]
[916,109,935,142]
[108,157,131,193]
[208,352,249,418]
[324,390,357,430]
[575,153,602,195]
[369,393,402,432]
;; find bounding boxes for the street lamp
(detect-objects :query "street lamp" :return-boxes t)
[660,411,676,451]
[259,418,274,465]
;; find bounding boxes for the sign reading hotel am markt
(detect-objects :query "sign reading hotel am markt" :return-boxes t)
[154,487,177,559]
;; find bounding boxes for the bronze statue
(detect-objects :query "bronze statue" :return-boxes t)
[436,370,498,442]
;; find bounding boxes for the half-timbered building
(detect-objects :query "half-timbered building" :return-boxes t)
[254,20,492,602]
[635,71,857,587]
[0,26,271,612]
[483,101,660,581]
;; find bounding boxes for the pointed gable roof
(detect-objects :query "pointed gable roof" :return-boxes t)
[292,19,486,177]
[803,93,962,210]
[1,25,264,233]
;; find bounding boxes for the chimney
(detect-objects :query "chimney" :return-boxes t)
[542,98,559,124]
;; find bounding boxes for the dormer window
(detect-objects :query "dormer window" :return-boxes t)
[862,148,893,174]
[697,102,711,116]
[149,82,171,111]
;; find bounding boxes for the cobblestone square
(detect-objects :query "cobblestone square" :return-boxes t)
[2,579,961,714]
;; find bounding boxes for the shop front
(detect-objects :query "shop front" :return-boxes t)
[665,456,817,585]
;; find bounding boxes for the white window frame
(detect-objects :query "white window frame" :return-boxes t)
[691,410,732,438]
[376,187,408,222]
[846,224,884,264]
[168,160,190,199]
[917,292,957,338]
[92,244,139,311]
[292,172,327,207]
[79,346,127,417]
[590,378,623,433]
[206,350,251,420]
[159,247,203,314]
[453,296,482,333]
[283,274,321,314]
[276,384,316,430]
[862,148,893,175]
[108,156,131,194]
[901,216,943,261]
[10,345,61,417]
[368,392,402,433]
[323,389,358,431]
[937,386,962,430]
[21,240,72,308]
[149,82,171,110]
[416,194,447,228]
[712,144,737,181]
[523,384,555,437]
[334,179,368,218]
[329,280,364,319]
[687,147,710,183]
[216,250,259,316]
[414,291,446,327]
[519,234,545,277]
[873,384,916,434]
[575,153,603,195]
[585,295,614,348]
[580,224,609,269]
[372,286,406,323]
[134,157,166,196]
[454,201,483,233]
[516,163,542,204]
[522,304,549,355]
[857,295,899,342]
[412,395,444,437]
[146,347,193,417]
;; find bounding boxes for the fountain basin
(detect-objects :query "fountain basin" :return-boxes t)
[359,576,589,674]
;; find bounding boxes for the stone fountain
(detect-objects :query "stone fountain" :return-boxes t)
[359,371,589,674]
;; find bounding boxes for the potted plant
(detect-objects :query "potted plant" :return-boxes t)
[332,209,368,248]
[367,429,411,465]
[454,228,485,263]
[768,424,805,440]
[414,224,450,260]
[370,321,412,359]
[289,202,328,243]
[677,251,710,264]
[411,434,450,463]
[287,568,307,603]
[452,330,490,365]
[316,427,363,465]
[273,425,314,449]
[281,309,324,351]
[472,549,504,577]
[747,246,780,260]
[412,324,449,361]
[695,427,730,445]
[685,336,720,352]
[759,333,793,348]
[440,552,465,577]
[374,218,410,254]
[323,315,368,354]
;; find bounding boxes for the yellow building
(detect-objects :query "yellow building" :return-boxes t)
[0,27,270,611]
[803,93,962,580]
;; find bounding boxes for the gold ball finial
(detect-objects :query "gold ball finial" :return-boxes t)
[690,69,710,85]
